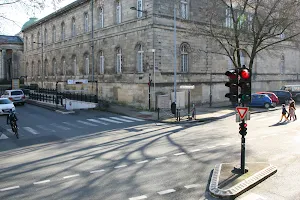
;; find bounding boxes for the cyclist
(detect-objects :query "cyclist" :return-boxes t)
[7,109,18,129]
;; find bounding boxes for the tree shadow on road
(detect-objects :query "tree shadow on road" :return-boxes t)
[269,120,290,127]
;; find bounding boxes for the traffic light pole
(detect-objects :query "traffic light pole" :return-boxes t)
[240,118,246,174]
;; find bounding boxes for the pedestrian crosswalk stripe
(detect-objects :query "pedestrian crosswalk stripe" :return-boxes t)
[0,134,8,139]
[50,123,71,130]
[6,129,14,134]
[109,117,133,122]
[36,125,56,132]
[121,116,145,122]
[62,122,83,128]
[98,118,123,124]
[87,119,108,125]
[23,127,40,135]
[77,120,98,127]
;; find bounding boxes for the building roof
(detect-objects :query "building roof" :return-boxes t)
[22,0,88,32]
[0,35,23,45]
[21,17,38,31]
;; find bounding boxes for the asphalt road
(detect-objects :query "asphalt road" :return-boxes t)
[0,105,299,200]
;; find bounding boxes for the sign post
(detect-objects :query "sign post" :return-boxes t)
[180,85,195,120]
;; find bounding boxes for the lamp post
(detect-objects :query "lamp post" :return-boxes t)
[151,49,156,110]
[33,41,43,88]
[173,4,177,108]
[130,6,148,17]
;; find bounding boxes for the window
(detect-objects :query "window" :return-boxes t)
[31,61,34,77]
[99,51,104,74]
[280,54,285,74]
[37,60,41,75]
[44,59,48,76]
[25,37,28,51]
[31,34,33,49]
[181,0,188,19]
[181,44,188,72]
[61,22,65,40]
[84,13,89,32]
[225,8,233,28]
[11,91,23,95]
[84,54,89,75]
[137,0,143,18]
[137,44,143,73]
[37,31,40,47]
[99,7,104,28]
[52,59,56,76]
[25,62,28,76]
[116,1,122,24]
[240,50,245,66]
[72,18,76,37]
[72,55,77,75]
[52,26,56,43]
[44,29,48,45]
[62,57,66,75]
[116,48,122,73]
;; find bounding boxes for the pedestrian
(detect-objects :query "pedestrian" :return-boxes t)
[289,101,296,121]
[279,104,289,122]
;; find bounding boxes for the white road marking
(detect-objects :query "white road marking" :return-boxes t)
[87,119,108,125]
[110,117,134,122]
[184,184,201,189]
[174,152,186,156]
[136,160,149,164]
[36,125,56,132]
[90,169,105,174]
[157,189,176,195]
[114,165,127,169]
[248,138,255,141]
[62,122,83,128]
[207,146,216,149]
[0,134,8,139]
[220,143,230,146]
[23,127,39,135]
[261,136,268,138]
[77,120,98,127]
[129,195,147,200]
[98,118,123,124]
[50,123,71,130]
[239,193,266,200]
[63,174,80,179]
[155,156,167,160]
[0,186,20,191]
[6,129,14,134]
[33,180,50,185]
[121,116,145,122]
[190,149,201,153]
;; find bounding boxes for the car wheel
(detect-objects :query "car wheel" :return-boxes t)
[264,103,271,109]
[296,96,300,102]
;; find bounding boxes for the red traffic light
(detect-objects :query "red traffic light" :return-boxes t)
[240,69,250,79]
[225,70,237,79]
[244,123,247,128]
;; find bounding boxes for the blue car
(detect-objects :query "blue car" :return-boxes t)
[248,94,273,108]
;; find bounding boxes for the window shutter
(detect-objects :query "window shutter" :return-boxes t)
[120,55,123,73]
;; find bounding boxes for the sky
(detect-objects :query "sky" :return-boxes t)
[0,0,75,35]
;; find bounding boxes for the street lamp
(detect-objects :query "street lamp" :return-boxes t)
[33,41,43,88]
[130,6,148,17]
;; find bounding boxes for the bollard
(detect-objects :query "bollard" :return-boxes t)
[157,108,160,120]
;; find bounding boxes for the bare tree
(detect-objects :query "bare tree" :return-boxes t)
[192,0,300,70]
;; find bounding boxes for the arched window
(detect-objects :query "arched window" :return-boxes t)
[52,58,56,76]
[72,55,77,75]
[25,62,28,76]
[137,0,143,18]
[25,37,28,51]
[61,57,66,75]
[44,28,48,45]
[37,60,41,75]
[44,59,48,77]
[280,54,285,74]
[72,18,76,37]
[37,31,40,47]
[116,1,122,24]
[240,50,245,66]
[181,44,189,72]
[116,47,122,73]
[181,0,188,19]
[31,61,35,77]
[99,7,104,28]
[84,13,89,32]
[84,54,89,75]
[61,22,65,40]
[31,34,34,49]
[52,25,56,43]
[137,44,143,73]
[99,51,104,74]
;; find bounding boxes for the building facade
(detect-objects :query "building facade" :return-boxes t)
[21,0,300,109]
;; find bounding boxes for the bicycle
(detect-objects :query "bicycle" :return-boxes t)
[10,120,19,139]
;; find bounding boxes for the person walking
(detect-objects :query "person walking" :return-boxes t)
[279,104,289,122]
[289,101,296,121]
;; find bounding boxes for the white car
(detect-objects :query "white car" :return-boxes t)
[0,98,16,115]
[1,89,26,105]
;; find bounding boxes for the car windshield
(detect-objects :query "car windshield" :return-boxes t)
[11,91,23,95]
[0,99,12,104]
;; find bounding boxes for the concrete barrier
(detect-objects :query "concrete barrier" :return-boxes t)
[65,99,97,110]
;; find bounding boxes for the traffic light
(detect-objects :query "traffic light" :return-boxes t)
[239,121,247,136]
[171,102,176,114]
[225,69,238,103]
[238,68,251,104]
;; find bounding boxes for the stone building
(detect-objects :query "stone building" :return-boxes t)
[21,0,300,109]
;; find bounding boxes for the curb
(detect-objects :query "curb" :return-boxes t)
[209,163,277,199]
[26,100,75,114]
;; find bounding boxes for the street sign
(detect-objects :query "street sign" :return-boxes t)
[11,79,20,89]
[180,85,195,90]
[236,107,249,120]
[67,79,88,85]
[236,112,250,122]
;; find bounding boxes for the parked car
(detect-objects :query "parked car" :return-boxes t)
[256,92,279,107]
[268,90,292,104]
[248,94,273,108]
[1,89,26,105]
[280,85,300,101]
[0,98,16,115]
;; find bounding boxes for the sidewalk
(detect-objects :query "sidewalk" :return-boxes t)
[26,99,281,124]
